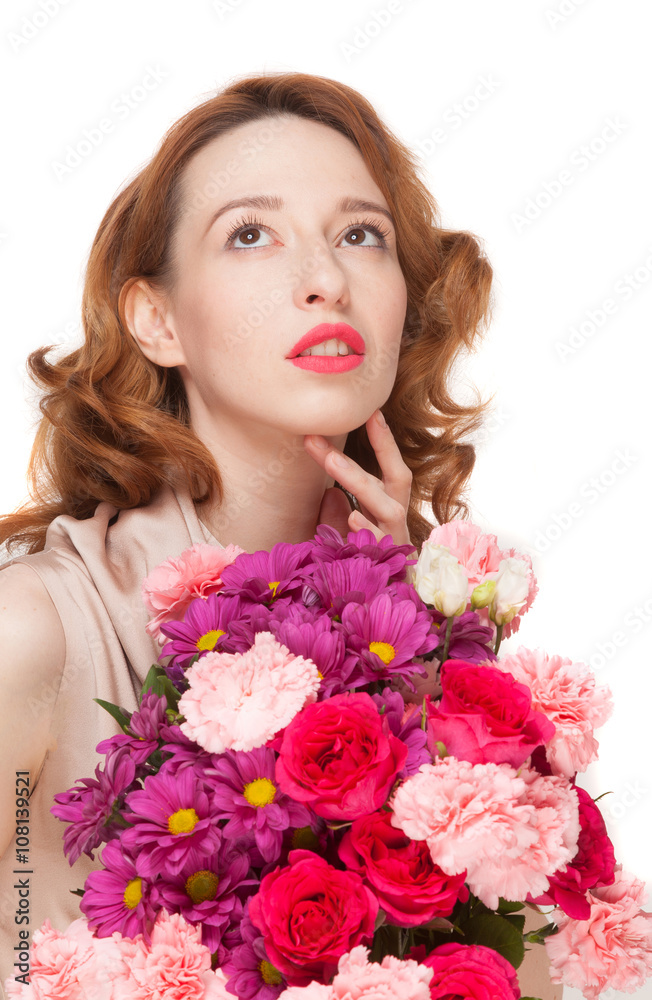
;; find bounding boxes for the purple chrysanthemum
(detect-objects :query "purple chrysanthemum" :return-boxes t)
[222,905,287,1000]
[307,556,391,618]
[95,690,168,765]
[154,841,257,956]
[51,747,139,865]
[158,723,219,778]
[308,524,418,583]
[219,541,314,604]
[209,748,312,863]
[80,837,160,943]
[264,604,358,697]
[339,592,439,685]
[119,765,221,878]
[371,688,430,778]
[430,608,498,665]
[160,593,248,675]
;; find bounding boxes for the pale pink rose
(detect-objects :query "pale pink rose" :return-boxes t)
[141,542,245,641]
[496,646,613,777]
[279,986,334,1000]
[545,867,652,999]
[391,758,580,910]
[4,917,127,1000]
[179,630,321,752]
[332,945,433,999]
[112,909,214,1000]
[427,521,537,637]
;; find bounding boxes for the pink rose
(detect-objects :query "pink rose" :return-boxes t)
[275,693,408,820]
[338,810,468,926]
[545,867,652,999]
[416,942,520,1000]
[530,785,616,918]
[249,850,378,986]
[141,542,244,641]
[427,660,555,767]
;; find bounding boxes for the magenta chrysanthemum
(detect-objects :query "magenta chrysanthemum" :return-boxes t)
[51,747,138,865]
[339,592,438,685]
[307,557,391,617]
[95,690,168,764]
[219,542,314,604]
[80,838,160,943]
[178,631,321,753]
[160,592,248,676]
[119,765,222,878]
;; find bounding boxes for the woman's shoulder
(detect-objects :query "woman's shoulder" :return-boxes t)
[0,560,66,697]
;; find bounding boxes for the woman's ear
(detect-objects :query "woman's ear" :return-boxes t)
[123,279,186,368]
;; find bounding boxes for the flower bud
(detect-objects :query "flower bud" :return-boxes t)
[415,544,468,618]
[489,557,530,626]
[470,579,496,610]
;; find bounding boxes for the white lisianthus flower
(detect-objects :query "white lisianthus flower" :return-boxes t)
[415,543,468,617]
[489,557,530,626]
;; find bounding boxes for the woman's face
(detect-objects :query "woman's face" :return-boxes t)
[159,114,408,441]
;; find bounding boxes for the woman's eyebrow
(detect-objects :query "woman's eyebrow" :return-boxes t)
[202,194,395,238]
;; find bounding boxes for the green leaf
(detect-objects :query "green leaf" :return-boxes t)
[93,698,132,732]
[461,913,525,969]
[140,664,181,711]
[69,888,85,897]
[497,898,525,914]
[524,921,558,944]
[502,913,526,934]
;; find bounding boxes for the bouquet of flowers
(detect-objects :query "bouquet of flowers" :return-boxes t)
[5,521,652,1000]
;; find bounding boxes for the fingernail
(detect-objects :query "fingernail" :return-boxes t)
[308,435,329,450]
[331,451,349,469]
[375,409,387,427]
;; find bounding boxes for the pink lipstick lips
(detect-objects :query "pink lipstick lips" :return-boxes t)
[287,323,365,374]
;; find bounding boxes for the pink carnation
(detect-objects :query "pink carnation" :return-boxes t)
[178,630,321,752]
[278,946,433,1000]
[391,757,580,909]
[496,647,613,777]
[4,917,129,999]
[545,867,652,999]
[141,542,244,641]
[112,909,220,1000]
[427,521,537,638]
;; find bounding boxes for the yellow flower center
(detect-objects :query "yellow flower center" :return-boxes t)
[196,629,225,651]
[243,777,276,807]
[168,807,199,835]
[259,960,283,986]
[185,869,220,904]
[123,877,142,910]
[292,825,319,851]
[268,580,280,598]
[369,640,396,665]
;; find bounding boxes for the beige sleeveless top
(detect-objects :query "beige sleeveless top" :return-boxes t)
[0,485,223,990]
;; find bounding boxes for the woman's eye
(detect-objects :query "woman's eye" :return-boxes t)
[224,217,390,250]
[342,225,386,248]
[226,224,273,249]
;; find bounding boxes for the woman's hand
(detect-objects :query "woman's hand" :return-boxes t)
[304,408,414,549]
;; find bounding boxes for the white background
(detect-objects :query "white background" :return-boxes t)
[1,2,650,997]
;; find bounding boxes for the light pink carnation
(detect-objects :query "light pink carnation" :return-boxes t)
[279,946,433,1000]
[112,909,217,1000]
[141,542,244,641]
[179,630,321,752]
[496,646,613,777]
[545,867,652,999]
[391,757,580,909]
[4,917,129,1000]
[427,521,537,637]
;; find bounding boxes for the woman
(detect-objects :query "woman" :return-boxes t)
[0,72,557,996]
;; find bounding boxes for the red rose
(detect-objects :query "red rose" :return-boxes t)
[275,692,408,820]
[248,849,378,985]
[338,809,468,925]
[415,942,520,1000]
[427,659,555,767]
[529,784,616,918]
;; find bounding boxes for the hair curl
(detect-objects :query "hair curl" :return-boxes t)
[1,71,494,556]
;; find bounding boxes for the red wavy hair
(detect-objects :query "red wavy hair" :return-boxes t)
[0,71,494,556]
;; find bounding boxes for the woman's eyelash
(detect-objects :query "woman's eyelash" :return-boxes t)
[223,214,391,248]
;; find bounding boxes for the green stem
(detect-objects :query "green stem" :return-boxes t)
[440,616,454,667]
[494,623,504,655]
